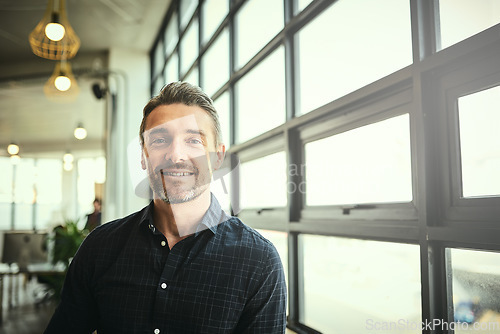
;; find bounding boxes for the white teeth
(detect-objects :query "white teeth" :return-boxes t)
[164,172,192,176]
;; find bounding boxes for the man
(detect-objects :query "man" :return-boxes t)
[44,82,287,333]
[84,198,102,232]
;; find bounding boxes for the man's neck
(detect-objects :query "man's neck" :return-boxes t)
[153,190,211,249]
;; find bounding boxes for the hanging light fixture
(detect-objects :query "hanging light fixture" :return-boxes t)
[74,123,87,140]
[63,152,74,163]
[29,0,80,60]
[10,155,21,165]
[44,59,80,101]
[63,152,74,171]
[63,162,73,171]
[7,143,20,155]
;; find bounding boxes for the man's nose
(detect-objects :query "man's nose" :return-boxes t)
[165,138,187,163]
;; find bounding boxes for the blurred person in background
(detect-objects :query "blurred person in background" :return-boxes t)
[84,198,101,232]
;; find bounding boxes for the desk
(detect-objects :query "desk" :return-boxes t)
[0,263,65,324]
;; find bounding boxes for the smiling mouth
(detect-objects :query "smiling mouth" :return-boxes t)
[161,170,195,177]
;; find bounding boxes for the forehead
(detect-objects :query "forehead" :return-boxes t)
[144,103,213,134]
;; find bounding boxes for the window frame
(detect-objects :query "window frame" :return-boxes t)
[149,0,500,332]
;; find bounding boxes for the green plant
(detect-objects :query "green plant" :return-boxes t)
[41,219,87,301]
[51,219,87,269]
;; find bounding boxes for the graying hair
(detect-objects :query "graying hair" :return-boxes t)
[140,81,222,147]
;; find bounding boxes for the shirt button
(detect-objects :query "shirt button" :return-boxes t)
[161,283,167,289]
[154,329,160,334]
[161,240,166,247]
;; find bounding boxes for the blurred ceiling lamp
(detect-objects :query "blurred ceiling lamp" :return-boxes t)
[7,143,19,155]
[44,60,80,101]
[63,161,73,171]
[29,0,80,60]
[74,123,87,140]
[63,152,74,171]
[10,155,21,165]
[63,152,74,163]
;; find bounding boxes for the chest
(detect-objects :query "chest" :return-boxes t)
[93,238,250,333]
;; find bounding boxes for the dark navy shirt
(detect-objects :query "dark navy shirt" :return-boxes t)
[44,196,287,333]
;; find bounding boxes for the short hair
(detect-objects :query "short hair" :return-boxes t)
[139,81,222,147]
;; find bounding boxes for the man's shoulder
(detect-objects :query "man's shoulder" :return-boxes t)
[85,205,148,241]
[217,217,278,256]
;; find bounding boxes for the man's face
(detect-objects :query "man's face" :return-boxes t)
[141,103,225,204]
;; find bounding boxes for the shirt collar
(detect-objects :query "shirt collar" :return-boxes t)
[140,193,231,236]
[195,193,231,236]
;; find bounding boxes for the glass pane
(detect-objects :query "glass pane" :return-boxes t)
[180,0,197,30]
[37,203,58,231]
[15,203,33,230]
[0,157,13,202]
[0,203,11,230]
[154,39,164,77]
[201,28,229,97]
[450,248,500,333]
[180,18,199,76]
[235,0,283,68]
[213,91,231,148]
[458,86,500,198]
[439,0,500,50]
[165,12,178,55]
[302,235,421,333]
[236,47,286,143]
[184,66,199,86]
[202,0,228,44]
[77,158,105,220]
[36,159,62,204]
[297,0,313,13]
[165,52,179,83]
[14,158,35,204]
[305,114,412,206]
[240,152,287,208]
[297,0,412,115]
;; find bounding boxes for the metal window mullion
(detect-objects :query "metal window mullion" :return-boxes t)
[410,0,440,62]
[176,1,182,80]
[198,0,203,86]
[284,0,296,121]
[412,63,435,333]
[229,0,238,147]
[285,127,305,329]
[228,0,239,215]
[414,51,450,332]
[287,232,300,327]
[423,243,451,334]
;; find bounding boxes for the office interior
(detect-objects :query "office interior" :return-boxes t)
[0,0,500,333]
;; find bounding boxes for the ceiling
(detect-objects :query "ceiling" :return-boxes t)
[0,0,170,158]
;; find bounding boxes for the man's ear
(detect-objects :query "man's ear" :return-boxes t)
[141,147,148,170]
[213,144,226,170]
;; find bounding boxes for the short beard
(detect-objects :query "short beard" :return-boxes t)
[148,163,211,204]
[159,188,197,204]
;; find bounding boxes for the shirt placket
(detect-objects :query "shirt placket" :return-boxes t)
[151,234,191,334]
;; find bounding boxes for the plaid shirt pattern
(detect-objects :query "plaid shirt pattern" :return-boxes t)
[44,195,287,334]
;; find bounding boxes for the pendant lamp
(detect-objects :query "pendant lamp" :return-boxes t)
[29,0,80,60]
[44,60,80,101]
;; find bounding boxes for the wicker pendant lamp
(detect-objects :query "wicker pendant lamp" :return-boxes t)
[44,60,80,101]
[29,0,80,60]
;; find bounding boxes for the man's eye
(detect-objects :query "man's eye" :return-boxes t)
[188,138,203,145]
[151,138,167,145]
